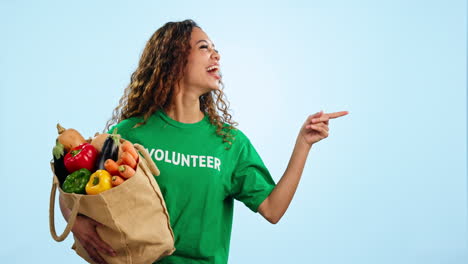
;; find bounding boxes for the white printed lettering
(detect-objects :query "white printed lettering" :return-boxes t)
[199,156,206,167]
[147,148,221,172]
[214,158,221,171]
[164,150,171,163]
[172,151,180,165]
[191,155,199,166]
[181,154,190,167]
[207,156,213,168]
[154,149,164,161]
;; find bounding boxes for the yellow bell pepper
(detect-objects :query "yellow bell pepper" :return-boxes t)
[86,170,112,195]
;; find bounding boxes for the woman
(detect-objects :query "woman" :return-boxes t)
[60,19,348,264]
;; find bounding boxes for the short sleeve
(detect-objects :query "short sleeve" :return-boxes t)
[230,137,276,213]
[107,124,130,141]
[106,125,116,134]
[107,121,130,135]
[106,117,143,141]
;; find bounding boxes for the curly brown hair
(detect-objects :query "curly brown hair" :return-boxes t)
[104,19,238,149]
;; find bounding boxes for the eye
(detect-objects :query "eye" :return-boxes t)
[200,45,219,53]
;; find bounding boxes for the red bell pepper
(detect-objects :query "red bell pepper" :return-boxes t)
[64,143,98,173]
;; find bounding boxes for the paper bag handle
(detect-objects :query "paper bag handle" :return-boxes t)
[49,171,81,242]
[134,144,160,176]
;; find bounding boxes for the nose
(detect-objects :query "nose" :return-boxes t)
[211,49,220,61]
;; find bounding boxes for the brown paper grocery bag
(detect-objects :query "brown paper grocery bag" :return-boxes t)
[49,143,176,264]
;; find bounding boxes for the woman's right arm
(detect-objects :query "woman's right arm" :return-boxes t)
[59,193,117,264]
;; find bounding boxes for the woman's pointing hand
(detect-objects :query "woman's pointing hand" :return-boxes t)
[298,110,349,146]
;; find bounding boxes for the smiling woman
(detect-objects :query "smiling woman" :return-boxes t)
[179,27,223,97]
[105,19,237,148]
[58,18,348,264]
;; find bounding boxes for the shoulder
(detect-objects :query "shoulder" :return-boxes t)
[219,123,251,149]
[107,116,145,135]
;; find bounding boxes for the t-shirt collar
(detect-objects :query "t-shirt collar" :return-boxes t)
[157,109,209,129]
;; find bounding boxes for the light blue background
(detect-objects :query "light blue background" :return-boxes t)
[1,0,466,263]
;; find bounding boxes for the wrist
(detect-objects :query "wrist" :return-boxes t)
[296,134,313,150]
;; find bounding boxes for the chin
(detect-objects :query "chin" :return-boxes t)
[208,83,220,91]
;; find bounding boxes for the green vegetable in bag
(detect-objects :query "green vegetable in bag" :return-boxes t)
[62,168,92,194]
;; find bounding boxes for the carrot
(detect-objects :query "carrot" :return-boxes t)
[121,140,139,161]
[120,151,137,169]
[111,175,125,186]
[104,159,120,175]
[118,165,135,179]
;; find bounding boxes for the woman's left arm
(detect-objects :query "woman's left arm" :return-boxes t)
[258,110,349,224]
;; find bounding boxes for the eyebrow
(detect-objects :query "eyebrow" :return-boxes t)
[196,39,215,48]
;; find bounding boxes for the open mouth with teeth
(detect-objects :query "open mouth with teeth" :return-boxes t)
[206,65,221,80]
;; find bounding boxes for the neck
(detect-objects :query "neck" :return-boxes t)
[165,85,205,124]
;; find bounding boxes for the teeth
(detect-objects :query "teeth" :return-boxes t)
[206,65,219,72]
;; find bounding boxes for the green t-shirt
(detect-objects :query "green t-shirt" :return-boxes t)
[108,109,276,264]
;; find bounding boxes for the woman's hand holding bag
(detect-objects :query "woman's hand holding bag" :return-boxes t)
[72,214,117,264]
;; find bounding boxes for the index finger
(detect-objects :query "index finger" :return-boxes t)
[326,111,349,119]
